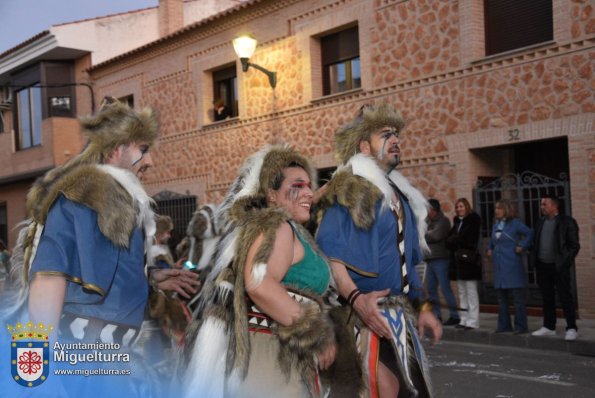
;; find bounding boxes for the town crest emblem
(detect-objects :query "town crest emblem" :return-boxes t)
[8,321,52,387]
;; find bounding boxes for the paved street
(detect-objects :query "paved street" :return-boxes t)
[426,340,595,398]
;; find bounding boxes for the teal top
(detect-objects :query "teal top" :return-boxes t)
[282,229,330,296]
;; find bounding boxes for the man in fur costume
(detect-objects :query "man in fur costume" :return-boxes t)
[0,98,198,397]
[316,104,442,398]
[182,145,362,398]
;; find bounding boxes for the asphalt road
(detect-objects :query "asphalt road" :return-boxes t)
[426,340,595,398]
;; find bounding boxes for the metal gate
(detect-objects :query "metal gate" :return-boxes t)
[472,171,571,307]
[153,191,197,259]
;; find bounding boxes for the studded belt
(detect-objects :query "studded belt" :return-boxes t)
[59,312,140,347]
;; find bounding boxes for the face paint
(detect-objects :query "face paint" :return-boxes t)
[285,181,312,202]
[131,145,150,166]
[378,128,399,164]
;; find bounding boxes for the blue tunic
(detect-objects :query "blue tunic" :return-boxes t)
[317,198,424,299]
[29,195,148,328]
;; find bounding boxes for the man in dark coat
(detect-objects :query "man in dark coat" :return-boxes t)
[531,195,580,341]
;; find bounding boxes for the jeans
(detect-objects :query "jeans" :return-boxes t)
[536,261,577,330]
[426,258,459,320]
[496,288,527,332]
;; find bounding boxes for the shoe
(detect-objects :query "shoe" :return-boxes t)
[464,326,476,331]
[454,324,465,329]
[495,329,513,333]
[531,327,556,337]
[564,329,578,341]
[514,329,528,335]
[443,317,461,326]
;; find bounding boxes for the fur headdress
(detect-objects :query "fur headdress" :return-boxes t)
[335,103,405,164]
[77,97,159,164]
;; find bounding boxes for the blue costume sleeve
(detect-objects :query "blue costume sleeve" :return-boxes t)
[29,195,148,327]
[30,195,119,300]
[317,203,380,277]
[317,200,425,300]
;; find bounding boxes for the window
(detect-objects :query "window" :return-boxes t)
[0,111,5,133]
[321,26,360,96]
[16,85,42,150]
[212,65,238,121]
[484,0,553,56]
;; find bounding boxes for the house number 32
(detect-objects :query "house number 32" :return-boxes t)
[508,128,520,141]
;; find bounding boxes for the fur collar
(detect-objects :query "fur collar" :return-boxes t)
[27,164,154,249]
[320,154,429,253]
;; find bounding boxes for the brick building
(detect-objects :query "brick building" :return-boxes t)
[2,0,594,317]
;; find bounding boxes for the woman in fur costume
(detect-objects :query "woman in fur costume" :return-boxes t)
[182,145,354,398]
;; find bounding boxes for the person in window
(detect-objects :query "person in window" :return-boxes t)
[213,98,231,121]
[184,145,364,398]
[447,197,482,330]
[486,199,533,334]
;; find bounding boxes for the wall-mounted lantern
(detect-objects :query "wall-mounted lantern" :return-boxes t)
[232,35,277,89]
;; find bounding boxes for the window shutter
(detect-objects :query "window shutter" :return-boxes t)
[484,0,553,56]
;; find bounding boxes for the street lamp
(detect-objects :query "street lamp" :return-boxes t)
[232,35,277,89]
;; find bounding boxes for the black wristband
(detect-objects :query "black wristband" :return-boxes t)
[346,288,360,305]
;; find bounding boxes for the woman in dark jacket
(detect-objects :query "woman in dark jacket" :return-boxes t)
[447,198,481,330]
[487,199,533,334]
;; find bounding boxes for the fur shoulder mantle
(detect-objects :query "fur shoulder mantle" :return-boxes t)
[27,164,153,248]
[318,154,429,253]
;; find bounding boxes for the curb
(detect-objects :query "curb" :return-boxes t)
[440,327,595,357]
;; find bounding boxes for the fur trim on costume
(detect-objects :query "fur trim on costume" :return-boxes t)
[183,204,221,270]
[183,310,230,398]
[318,154,429,254]
[275,301,335,379]
[335,104,405,164]
[149,245,175,266]
[27,164,152,250]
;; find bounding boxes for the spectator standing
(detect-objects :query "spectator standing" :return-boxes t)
[531,195,580,341]
[447,197,482,330]
[487,199,533,334]
[425,198,460,325]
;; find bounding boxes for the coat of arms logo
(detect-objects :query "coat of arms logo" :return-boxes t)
[7,321,53,387]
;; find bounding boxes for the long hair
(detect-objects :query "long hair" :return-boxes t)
[455,197,473,216]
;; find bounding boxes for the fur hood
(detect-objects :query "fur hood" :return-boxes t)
[318,154,429,254]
